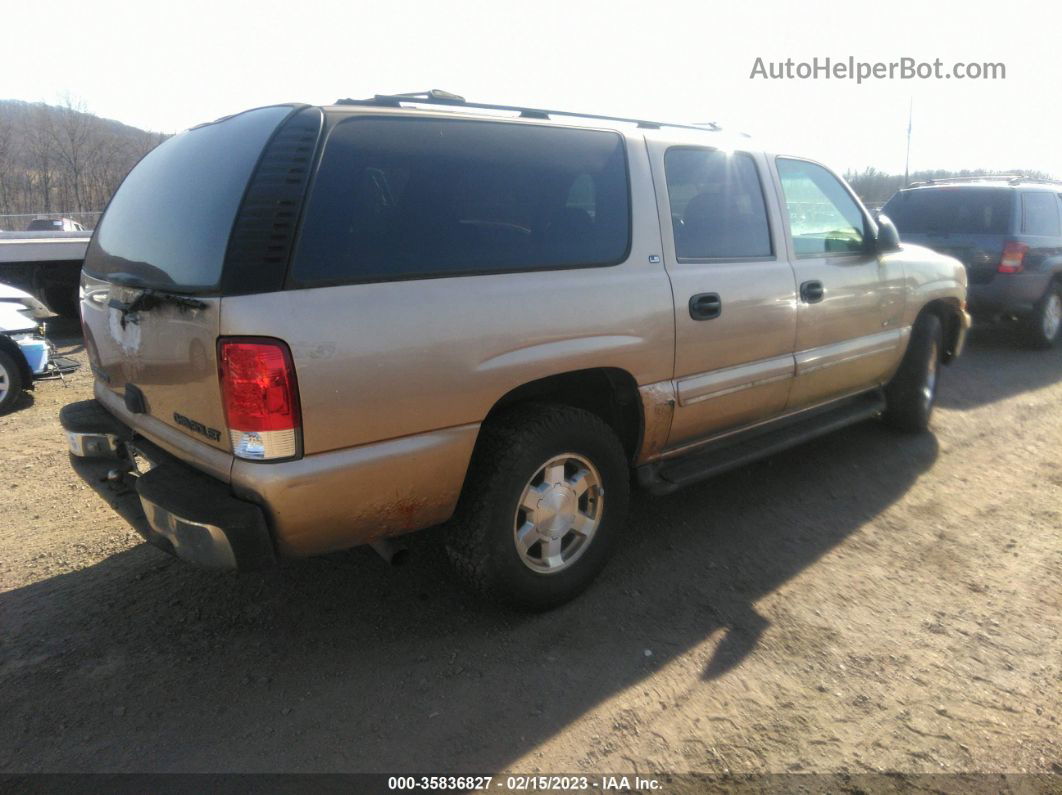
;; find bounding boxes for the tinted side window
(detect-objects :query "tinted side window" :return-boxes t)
[1022,192,1061,236]
[664,149,771,259]
[777,159,866,256]
[291,119,631,285]
[882,188,1013,235]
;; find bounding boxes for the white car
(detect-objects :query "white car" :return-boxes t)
[0,283,75,413]
[0,282,52,320]
[26,217,86,232]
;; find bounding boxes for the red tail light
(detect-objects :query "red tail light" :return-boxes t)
[998,241,1028,274]
[218,338,301,460]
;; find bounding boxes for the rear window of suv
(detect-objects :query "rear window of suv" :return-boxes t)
[290,118,631,286]
[883,187,1013,235]
[84,105,293,292]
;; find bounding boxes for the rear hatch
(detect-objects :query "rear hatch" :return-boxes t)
[883,186,1014,284]
[80,105,302,469]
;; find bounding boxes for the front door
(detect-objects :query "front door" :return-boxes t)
[773,157,906,411]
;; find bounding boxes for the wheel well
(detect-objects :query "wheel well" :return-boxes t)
[0,334,33,387]
[484,368,643,461]
[920,299,963,363]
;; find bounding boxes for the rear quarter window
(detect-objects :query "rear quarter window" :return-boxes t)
[84,105,294,292]
[290,118,631,286]
[1022,192,1061,236]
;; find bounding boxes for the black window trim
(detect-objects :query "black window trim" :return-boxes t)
[283,113,635,291]
[774,155,875,261]
[664,145,777,264]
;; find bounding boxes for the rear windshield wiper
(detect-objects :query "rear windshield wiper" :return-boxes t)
[108,287,207,327]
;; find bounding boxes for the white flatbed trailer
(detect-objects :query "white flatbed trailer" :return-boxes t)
[0,231,91,318]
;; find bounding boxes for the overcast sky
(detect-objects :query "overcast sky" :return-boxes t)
[4,0,1057,177]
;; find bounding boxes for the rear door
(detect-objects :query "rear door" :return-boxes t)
[647,143,798,447]
[775,158,905,411]
[80,105,297,473]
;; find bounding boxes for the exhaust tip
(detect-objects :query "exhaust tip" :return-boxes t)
[370,539,410,566]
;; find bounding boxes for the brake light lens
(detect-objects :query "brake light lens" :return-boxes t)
[998,241,1028,274]
[218,338,301,460]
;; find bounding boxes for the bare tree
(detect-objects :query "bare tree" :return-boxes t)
[24,104,57,211]
[845,167,1057,205]
[48,93,94,212]
[0,112,15,215]
[0,98,169,227]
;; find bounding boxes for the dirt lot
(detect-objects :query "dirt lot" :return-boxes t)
[1,320,1059,777]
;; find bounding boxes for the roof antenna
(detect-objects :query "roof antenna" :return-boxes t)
[904,97,913,186]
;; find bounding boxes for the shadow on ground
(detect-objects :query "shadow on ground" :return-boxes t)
[1,419,938,773]
[46,317,85,356]
[938,323,1062,410]
[0,389,34,416]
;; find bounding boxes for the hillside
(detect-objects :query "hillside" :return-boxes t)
[0,99,166,225]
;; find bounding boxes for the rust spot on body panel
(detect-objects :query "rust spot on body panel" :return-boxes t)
[636,381,675,463]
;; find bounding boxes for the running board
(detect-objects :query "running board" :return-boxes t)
[638,391,886,496]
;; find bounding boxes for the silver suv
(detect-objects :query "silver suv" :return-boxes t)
[63,92,969,608]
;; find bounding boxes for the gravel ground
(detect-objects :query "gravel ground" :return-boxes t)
[0,319,1059,776]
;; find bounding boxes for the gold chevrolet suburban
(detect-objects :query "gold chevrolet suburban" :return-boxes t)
[63,91,969,608]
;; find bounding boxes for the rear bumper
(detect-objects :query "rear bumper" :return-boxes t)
[63,396,481,563]
[60,399,275,571]
[968,272,1051,317]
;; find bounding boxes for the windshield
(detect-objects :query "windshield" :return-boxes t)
[883,187,1013,235]
[83,105,293,292]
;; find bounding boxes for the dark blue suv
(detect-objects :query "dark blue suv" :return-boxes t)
[883,177,1062,348]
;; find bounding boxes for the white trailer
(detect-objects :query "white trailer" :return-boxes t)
[0,231,91,318]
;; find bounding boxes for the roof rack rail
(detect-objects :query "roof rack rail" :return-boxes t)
[907,174,1062,188]
[1004,176,1062,186]
[334,89,722,132]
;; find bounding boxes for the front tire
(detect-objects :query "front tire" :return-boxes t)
[1022,282,1062,349]
[446,404,630,610]
[884,312,943,433]
[0,350,25,414]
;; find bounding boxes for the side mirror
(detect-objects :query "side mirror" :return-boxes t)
[873,212,902,253]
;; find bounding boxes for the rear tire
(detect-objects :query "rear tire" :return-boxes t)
[0,350,25,414]
[445,403,630,610]
[884,313,943,433]
[44,286,79,320]
[1021,282,1062,349]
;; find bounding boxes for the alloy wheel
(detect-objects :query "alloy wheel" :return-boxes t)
[513,453,604,574]
[1042,292,1062,342]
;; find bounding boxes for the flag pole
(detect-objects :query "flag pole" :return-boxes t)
[904,98,913,186]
